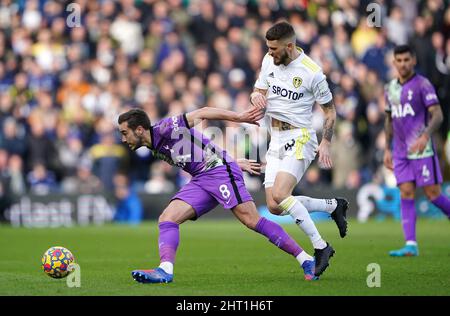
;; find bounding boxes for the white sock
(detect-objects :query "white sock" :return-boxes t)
[159,261,174,274]
[278,196,327,249]
[296,250,314,265]
[406,240,418,246]
[295,196,337,214]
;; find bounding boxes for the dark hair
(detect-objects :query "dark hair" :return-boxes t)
[393,45,415,56]
[265,21,295,41]
[118,108,151,130]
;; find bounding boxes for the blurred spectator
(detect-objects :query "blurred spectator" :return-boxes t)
[27,162,58,195]
[9,72,33,106]
[296,164,330,192]
[345,169,362,190]
[0,149,12,221]
[331,122,363,189]
[144,161,175,194]
[227,68,246,99]
[26,117,61,176]
[89,120,128,191]
[188,0,218,45]
[362,33,391,81]
[57,67,91,106]
[113,173,143,225]
[0,149,10,189]
[61,161,103,195]
[386,6,409,45]
[55,122,84,178]
[6,154,26,196]
[32,28,65,73]
[22,0,42,32]
[0,117,27,157]
[333,26,353,63]
[351,17,378,58]
[0,62,13,94]
[410,16,435,78]
[110,13,143,58]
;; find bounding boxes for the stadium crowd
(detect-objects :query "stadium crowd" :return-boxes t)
[0,0,449,204]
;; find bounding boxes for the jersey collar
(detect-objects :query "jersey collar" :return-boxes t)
[397,72,416,86]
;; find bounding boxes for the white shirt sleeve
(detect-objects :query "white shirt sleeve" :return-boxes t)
[311,71,333,104]
[254,54,270,90]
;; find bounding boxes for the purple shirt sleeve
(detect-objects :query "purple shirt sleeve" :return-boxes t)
[420,78,439,108]
[157,114,190,139]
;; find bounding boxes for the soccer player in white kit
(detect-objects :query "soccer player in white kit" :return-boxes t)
[250,21,349,277]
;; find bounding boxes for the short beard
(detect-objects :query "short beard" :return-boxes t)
[274,50,290,66]
[132,131,144,150]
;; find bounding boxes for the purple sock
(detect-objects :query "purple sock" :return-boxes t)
[158,221,179,264]
[255,217,303,257]
[431,194,450,218]
[401,199,417,242]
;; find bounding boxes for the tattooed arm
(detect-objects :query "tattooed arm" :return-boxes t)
[384,113,393,150]
[320,100,336,142]
[383,112,394,170]
[317,100,336,169]
[410,105,443,154]
[423,105,444,136]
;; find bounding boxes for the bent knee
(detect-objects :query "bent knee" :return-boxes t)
[424,187,441,200]
[399,183,415,199]
[400,189,415,199]
[267,201,282,215]
[271,190,291,205]
[158,210,178,224]
[401,193,415,200]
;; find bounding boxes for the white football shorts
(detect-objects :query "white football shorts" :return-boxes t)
[264,128,318,188]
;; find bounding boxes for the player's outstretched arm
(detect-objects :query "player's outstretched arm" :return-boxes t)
[410,104,443,154]
[184,106,264,128]
[317,100,336,169]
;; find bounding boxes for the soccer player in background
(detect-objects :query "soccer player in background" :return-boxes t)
[118,107,321,283]
[384,45,450,257]
[250,21,348,277]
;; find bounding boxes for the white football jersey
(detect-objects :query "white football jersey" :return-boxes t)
[254,49,332,130]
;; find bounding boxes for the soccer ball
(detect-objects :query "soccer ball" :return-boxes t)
[41,246,75,279]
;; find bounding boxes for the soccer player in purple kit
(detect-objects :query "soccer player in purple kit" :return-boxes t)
[118,106,321,283]
[384,45,450,257]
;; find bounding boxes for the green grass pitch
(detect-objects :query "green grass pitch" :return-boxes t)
[0,219,449,296]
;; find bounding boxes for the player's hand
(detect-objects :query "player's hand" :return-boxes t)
[316,140,333,169]
[409,133,429,154]
[237,107,264,126]
[250,92,267,110]
[383,149,393,171]
[237,158,262,175]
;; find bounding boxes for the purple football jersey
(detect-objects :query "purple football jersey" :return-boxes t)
[385,74,439,159]
[149,114,233,176]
